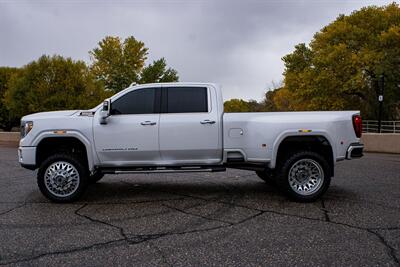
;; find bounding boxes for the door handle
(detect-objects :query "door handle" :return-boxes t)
[141,121,156,126]
[200,120,216,125]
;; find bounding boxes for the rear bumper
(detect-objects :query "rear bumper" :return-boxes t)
[18,146,37,169]
[346,143,364,159]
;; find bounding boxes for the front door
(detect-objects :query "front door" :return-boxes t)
[93,87,161,166]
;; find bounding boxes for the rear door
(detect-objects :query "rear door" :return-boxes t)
[159,85,222,164]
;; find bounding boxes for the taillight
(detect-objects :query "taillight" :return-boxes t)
[352,115,362,138]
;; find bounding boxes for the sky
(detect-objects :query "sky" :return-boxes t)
[0,0,393,101]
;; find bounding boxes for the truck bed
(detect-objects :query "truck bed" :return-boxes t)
[223,111,360,167]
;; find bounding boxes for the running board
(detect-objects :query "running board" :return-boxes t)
[101,166,226,174]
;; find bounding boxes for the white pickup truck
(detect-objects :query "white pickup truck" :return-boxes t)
[18,82,364,203]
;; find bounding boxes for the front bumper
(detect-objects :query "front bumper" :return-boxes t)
[346,143,364,160]
[18,146,37,169]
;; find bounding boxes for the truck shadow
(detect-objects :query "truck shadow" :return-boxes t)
[81,178,285,203]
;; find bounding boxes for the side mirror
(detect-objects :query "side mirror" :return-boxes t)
[99,99,111,125]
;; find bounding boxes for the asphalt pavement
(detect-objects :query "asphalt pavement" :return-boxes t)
[0,145,399,266]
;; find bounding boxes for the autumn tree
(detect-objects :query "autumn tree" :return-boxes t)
[224,99,251,112]
[4,55,110,119]
[224,98,267,112]
[0,67,20,130]
[272,88,292,111]
[90,36,178,92]
[261,90,278,112]
[281,3,400,119]
[224,84,282,113]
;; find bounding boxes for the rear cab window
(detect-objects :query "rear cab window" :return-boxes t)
[163,87,208,113]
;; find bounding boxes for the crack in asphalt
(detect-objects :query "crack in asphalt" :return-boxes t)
[0,198,189,230]
[75,204,135,244]
[0,238,127,266]
[162,203,234,226]
[369,226,400,231]
[0,203,26,216]
[367,229,400,266]
[320,198,331,222]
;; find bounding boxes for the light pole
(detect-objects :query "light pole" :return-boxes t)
[377,74,384,133]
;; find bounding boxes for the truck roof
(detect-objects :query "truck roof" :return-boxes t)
[131,82,220,88]
[108,82,222,105]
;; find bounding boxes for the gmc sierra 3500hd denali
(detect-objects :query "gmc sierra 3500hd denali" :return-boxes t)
[18,82,364,203]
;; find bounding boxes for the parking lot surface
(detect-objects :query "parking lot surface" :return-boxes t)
[0,145,399,266]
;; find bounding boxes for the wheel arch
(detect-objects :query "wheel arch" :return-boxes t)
[34,132,95,171]
[271,133,335,177]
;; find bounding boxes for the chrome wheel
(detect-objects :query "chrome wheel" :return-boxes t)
[288,159,324,196]
[44,161,80,197]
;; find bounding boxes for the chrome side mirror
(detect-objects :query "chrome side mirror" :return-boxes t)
[99,99,111,125]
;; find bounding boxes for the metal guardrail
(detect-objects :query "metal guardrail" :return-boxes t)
[363,120,400,133]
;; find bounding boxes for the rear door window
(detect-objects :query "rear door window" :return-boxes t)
[165,87,208,113]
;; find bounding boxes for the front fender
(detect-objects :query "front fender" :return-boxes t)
[31,130,96,172]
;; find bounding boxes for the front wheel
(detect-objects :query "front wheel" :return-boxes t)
[37,153,89,203]
[275,151,331,202]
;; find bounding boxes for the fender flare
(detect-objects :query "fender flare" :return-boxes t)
[270,130,336,169]
[32,130,96,171]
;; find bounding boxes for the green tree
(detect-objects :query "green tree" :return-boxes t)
[281,3,400,119]
[224,98,266,112]
[90,36,178,92]
[90,36,148,93]
[4,55,109,119]
[139,58,179,84]
[0,67,20,130]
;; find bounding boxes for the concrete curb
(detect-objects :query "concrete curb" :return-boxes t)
[0,132,19,147]
[1,132,399,153]
[361,133,400,154]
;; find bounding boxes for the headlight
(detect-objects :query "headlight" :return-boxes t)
[20,121,33,138]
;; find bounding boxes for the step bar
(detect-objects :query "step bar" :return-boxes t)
[101,166,226,174]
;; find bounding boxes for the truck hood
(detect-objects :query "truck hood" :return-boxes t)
[21,110,80,121]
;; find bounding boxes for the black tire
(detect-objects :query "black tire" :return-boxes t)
[37,153,89,203]
[275,151,331,202]
[89,171,104,184]
[256,170,276,186]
